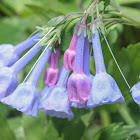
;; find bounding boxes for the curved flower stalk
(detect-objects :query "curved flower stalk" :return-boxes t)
[0,33,40,67]
[0,43,44,100]
[87,29,124,108]
[63,34,78,70]
[67,31,91,104]
[2,46,52,118]
[39,63,74,119]
[130,78,140,105]
[44,49,60,87]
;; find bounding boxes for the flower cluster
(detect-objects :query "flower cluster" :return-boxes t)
[0,12,139,119]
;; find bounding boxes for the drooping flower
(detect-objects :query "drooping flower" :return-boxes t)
[63,34,78,70]
[44,49,60,87]
[67,31,91,104]
[87,29,124,108]
[0,43,44,100]
[0,33,40,67]
[71,37,93,109]
[2,46,52,118]
[39,63,74,119]
[130,78,140,105]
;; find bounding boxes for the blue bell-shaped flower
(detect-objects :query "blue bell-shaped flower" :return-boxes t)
[130,77,140,105]
[0,33,40,67]
[0,43,44,100]
[87,29,124,108]
[2,46,52,118]
[39,63,74,119]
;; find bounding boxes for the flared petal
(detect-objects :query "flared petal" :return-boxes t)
[2,82,39,118]
[87,73,124,108]
[39,86,74,119]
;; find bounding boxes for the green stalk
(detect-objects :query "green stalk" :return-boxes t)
[110,0,140,26]
[116,104,136,126]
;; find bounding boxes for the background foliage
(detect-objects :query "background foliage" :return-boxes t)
[0,0,140,139]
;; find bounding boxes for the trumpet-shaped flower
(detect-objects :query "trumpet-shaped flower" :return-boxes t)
[0,33,39,67]
[71,37,93,109]
[39,63,74,119]
[44,49,60,87]
[64,34,78,70]
[0,43,44,100]
[67,31,91,104]
[130,79,140,105]
[87,29,124,108]
[2,46,52,118]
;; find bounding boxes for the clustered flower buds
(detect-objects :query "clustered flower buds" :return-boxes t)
[0,12,139,119]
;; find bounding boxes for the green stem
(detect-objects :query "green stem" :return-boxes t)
[110,0,140,26]
[116,104,136,126]
[100,109,111,127]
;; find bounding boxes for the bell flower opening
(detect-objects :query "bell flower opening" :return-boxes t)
[39,63,74,119]
[87,29,124,108]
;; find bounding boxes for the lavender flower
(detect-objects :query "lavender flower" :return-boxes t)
[130,78,140,105]
[71,37,93,109]
[87,29,124,108]
[0,43,44,100]
[39,63,74,119]
[44,49,60,87]
[67,31,91,104]
[2,46,52,118]
[64,34,78,70]
[0,33,39,67]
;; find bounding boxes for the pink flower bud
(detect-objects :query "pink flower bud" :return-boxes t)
[44,49,60,87]
[63,34,78,70]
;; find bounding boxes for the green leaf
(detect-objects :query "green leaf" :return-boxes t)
[8,117,25,140]
[0,114,16,140]
[98,123,140,140]
[23,112,48,140]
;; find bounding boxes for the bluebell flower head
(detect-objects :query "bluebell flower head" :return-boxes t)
[87,73,124,108]
[1,82,39,118]
[130,80,140,105]
[0,42,44,100]
[2,46,52,117]
[39,63,74,119]
[87,29,124,108]
[0,33,39,67]
[0,67,17,100]
[67,31,91,104]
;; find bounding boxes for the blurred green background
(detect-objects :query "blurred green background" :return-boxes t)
[0,0,140,140]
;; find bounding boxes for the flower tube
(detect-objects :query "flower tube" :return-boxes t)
[2,46,52,118]
[39,63,74,119]
[87,29,124,108]
[0,33,40,67]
